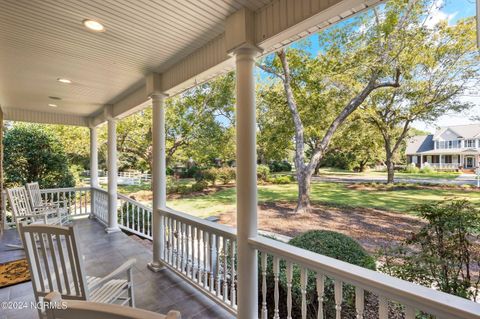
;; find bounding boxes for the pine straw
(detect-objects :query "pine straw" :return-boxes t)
[219,202,425,253]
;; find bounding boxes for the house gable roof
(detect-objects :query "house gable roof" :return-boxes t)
[433,124,480,140]
[406,135,434,154]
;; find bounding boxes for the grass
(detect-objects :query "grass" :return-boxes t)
[318,168,461,180]
[167,182,480,218]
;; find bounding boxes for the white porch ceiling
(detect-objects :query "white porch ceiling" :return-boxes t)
[0,0,271,118]
[0,0,381,126]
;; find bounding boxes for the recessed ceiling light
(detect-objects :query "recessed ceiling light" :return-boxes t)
[57,78,71,84]
[83,19,105,32]
[48,104,58,108]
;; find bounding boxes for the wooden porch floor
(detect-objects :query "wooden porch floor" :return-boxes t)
[0,218,234,319]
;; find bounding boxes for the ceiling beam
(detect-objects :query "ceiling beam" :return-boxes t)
[3,107,89,126]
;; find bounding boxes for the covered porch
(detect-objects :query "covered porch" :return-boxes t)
[1,0,480,318]
[0,217,233,319]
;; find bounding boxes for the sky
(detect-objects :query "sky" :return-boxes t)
[267,0,479,134]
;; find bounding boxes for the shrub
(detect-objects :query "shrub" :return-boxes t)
[201,168,219,185]
[191,180,208,192]
[217,167,236,184]
[270,175,294,184]
[380,200,480,300]
[179,165,200,178]
[269,160,292,172]
[403,164,419,174]
[290,230,376,270]
[261,231,375,318]
[4,124,75,188]
[419,166,435,174]
[176,184,191,194]
[257,165,270,182]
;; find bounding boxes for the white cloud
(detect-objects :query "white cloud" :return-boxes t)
[424,0,458,28]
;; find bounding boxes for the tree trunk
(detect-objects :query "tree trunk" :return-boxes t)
[295,167,312,213]
[386,157,395,184]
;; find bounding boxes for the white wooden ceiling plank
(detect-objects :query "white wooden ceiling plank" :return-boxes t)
[0,2,179,59]
[39,0,196,53]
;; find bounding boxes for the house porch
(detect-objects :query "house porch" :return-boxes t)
[0,217,233,319]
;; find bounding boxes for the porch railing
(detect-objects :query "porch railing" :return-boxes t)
[250,235,480,319]
[4,186,480,317]
[117,193,152,239]
[159,207,238,313]
[424,163,460,170]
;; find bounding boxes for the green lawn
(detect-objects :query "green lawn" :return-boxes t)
[167,182,480,218]
[318,168,461,180]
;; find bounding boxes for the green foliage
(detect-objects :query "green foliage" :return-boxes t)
[380,200,480,300]
[4,124,75,188]
[262,231,375,318]
[269,175,294,184]
[419,166,435,174]
[257,165,270,182]
[194,167,236,185]
[403,164,420,174]
[191,180,208,192]
[179,166,201,179]
[216,167,236,184]
[195,168,218,185]
[268,160,292,172]
[290,230,376,270]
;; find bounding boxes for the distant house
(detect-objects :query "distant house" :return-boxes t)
[405,124,480,171]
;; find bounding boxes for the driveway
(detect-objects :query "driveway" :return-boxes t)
[312,173,478,186]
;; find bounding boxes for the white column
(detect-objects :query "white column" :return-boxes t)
[90,126,99,188]
[235,47,259,319]
[106,118,120,233]
[148,93,167,272]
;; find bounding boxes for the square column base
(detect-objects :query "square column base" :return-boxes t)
[147,261,165,272]
[105,226,121,234]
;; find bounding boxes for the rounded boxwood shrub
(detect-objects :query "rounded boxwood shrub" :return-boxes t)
[270,175,294,184]
[289,230,375,270]
[191,180,208,192]
[262,231,375,318]
[269,160,293,172]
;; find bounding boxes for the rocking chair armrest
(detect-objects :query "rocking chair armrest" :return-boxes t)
[88,258,137,291]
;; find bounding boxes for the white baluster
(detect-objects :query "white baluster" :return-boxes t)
[203,231,209,288]
[127,203,131,229]
[197,228,202,285]
[216,235,221,297]
[301,267,308,319]
[261,252,268,319]
[378,296,388,319]
[209,233,215,293]
[286,261,293,319]
[355,287,364,319]
[176,220,182,270]
[222,236,228,302]
[334,279,342,319]
[230,240,236,308]
[273,256,280,319]
[187,224,192,277]
[316,273,325,319]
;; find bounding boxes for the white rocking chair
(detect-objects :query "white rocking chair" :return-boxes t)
[6,186,63,249]
[19,223,136,319]
[26,182,69,223]
[44,291,181,319]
